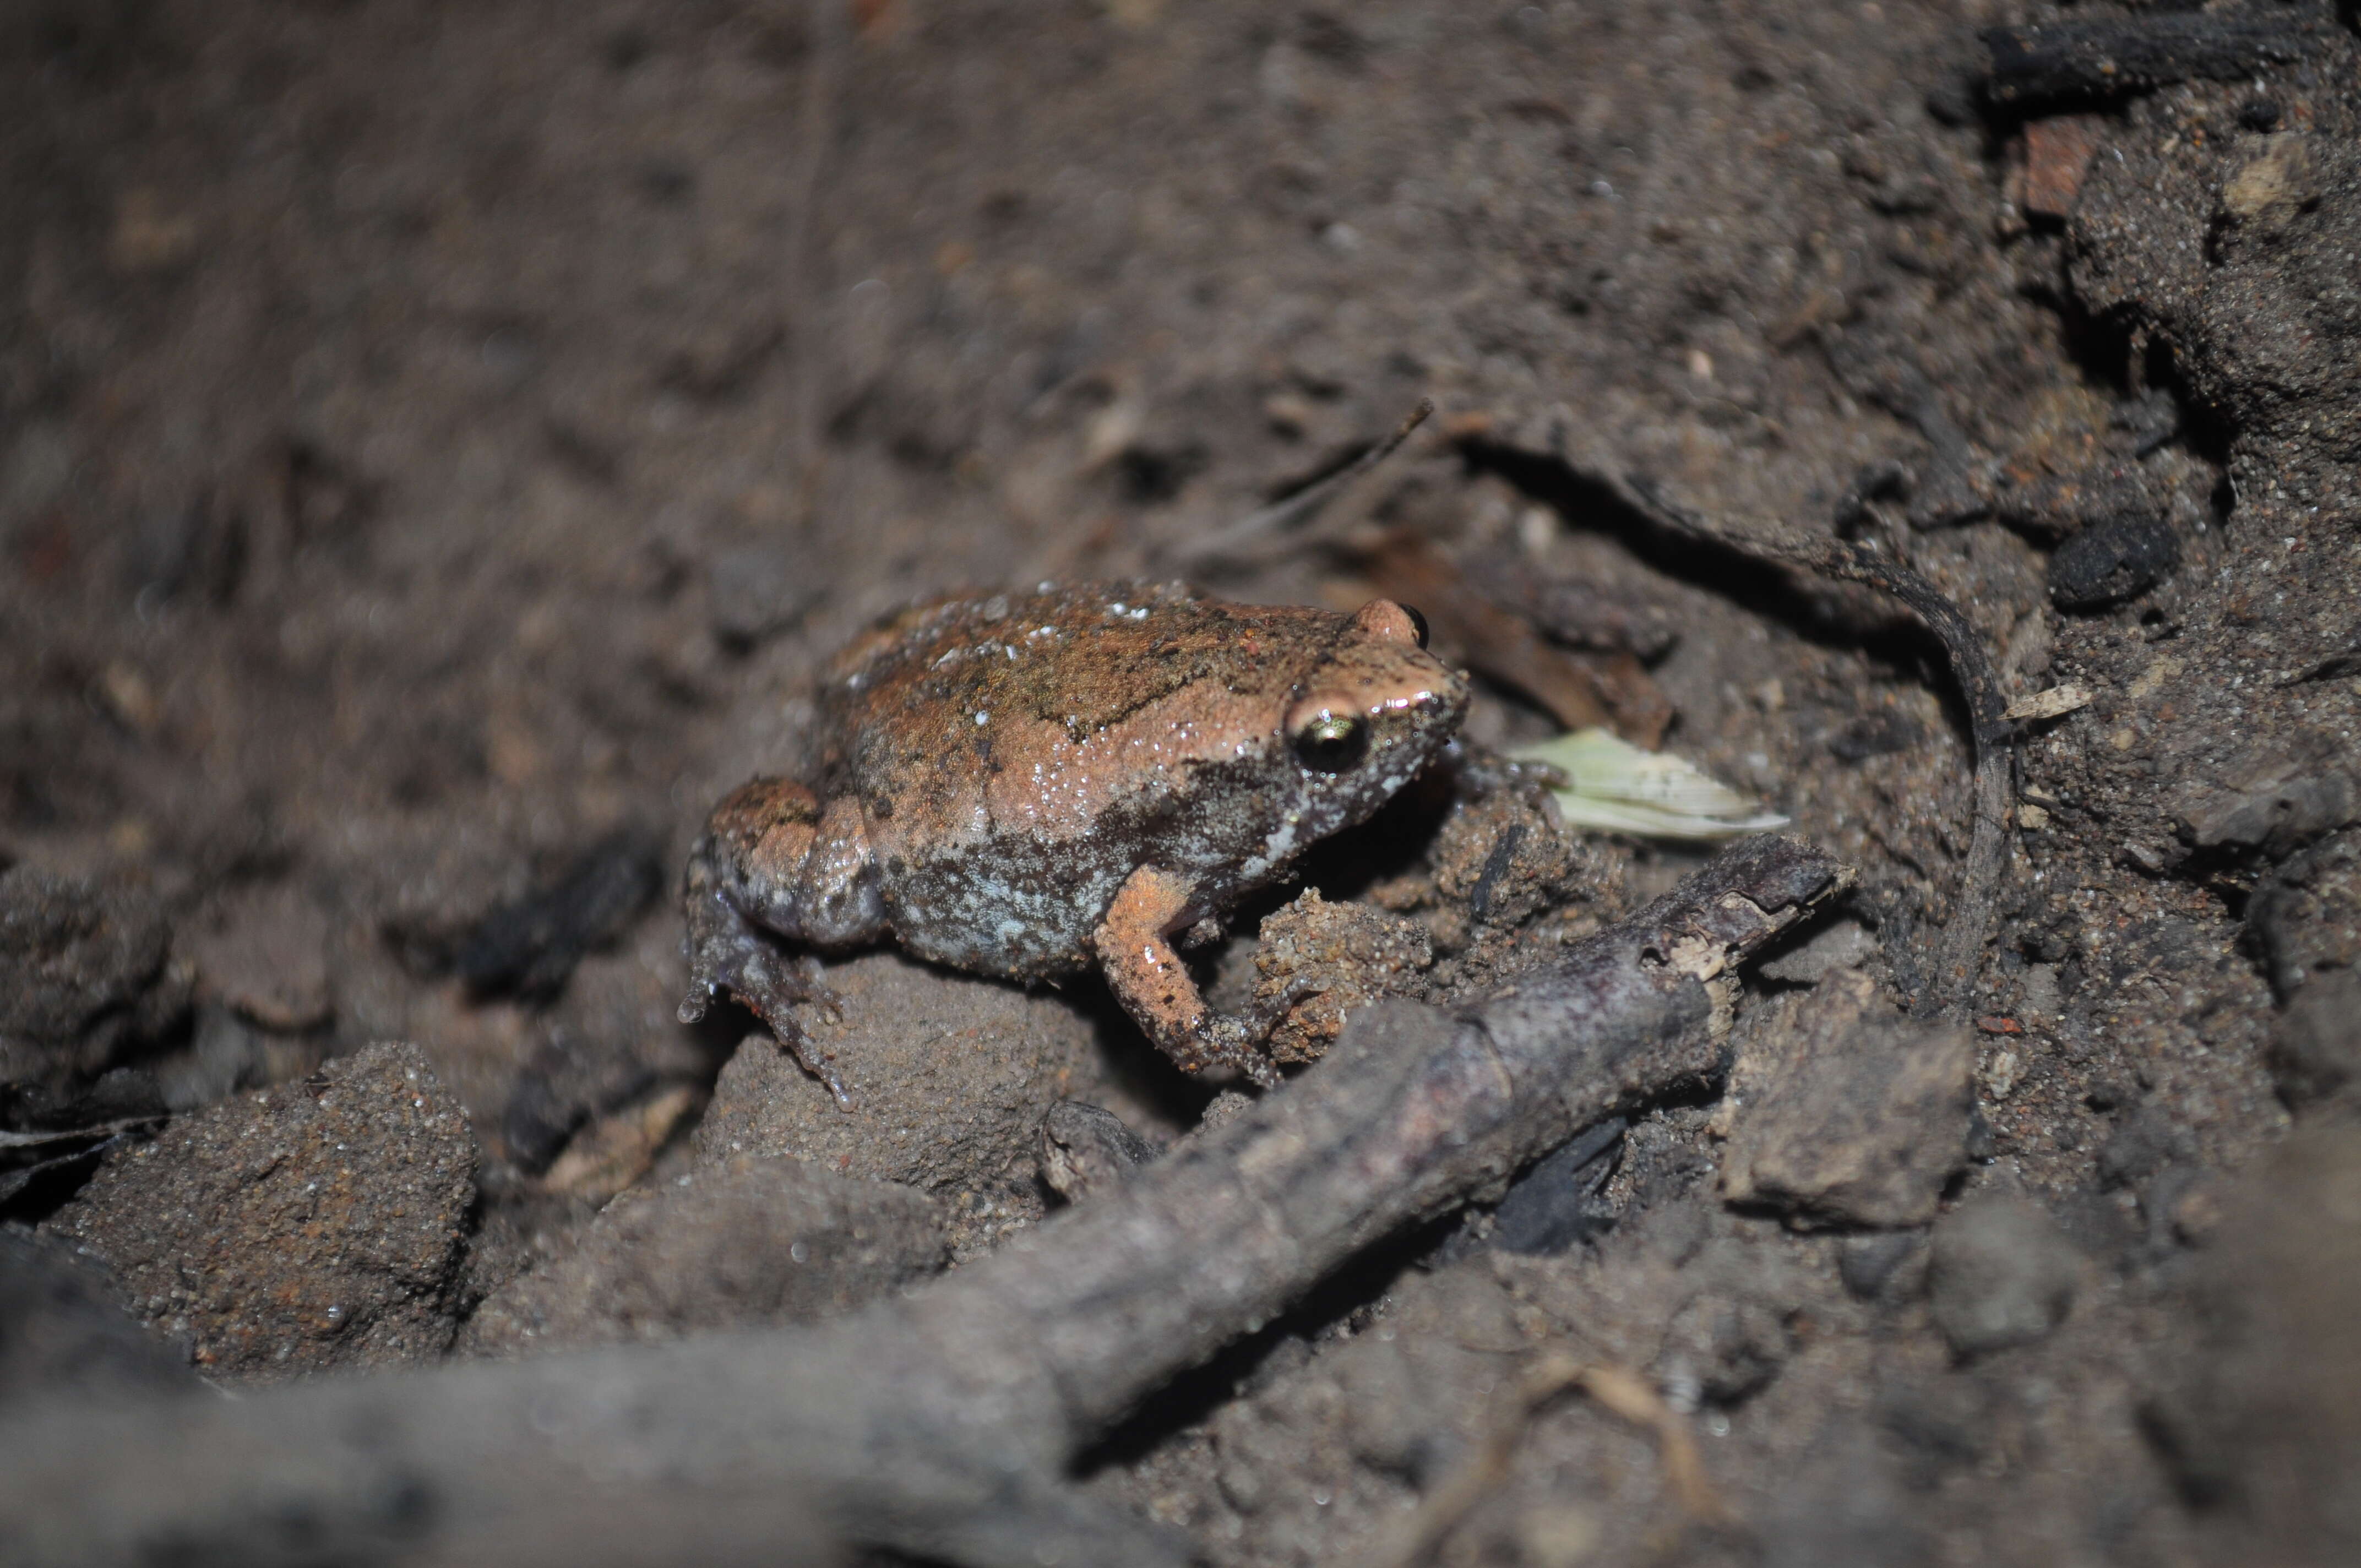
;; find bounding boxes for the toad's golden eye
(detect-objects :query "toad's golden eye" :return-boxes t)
[1402,603,1430,650]
[1293,712,1368,773]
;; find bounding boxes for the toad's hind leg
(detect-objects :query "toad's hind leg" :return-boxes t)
[679,777,882,1110]
[1092,864,1288,1090]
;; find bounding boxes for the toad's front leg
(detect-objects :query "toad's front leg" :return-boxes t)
[678,776,884,1109]
[1092,864,1289,1090]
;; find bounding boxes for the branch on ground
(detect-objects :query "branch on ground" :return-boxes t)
[0,837,1848,1568]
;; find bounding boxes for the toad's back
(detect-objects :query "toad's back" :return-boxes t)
[813,582,1400,977]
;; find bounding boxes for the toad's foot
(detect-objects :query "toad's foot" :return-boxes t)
[1093,864,1305,1090]
[1194,981,1319,1091]
[681,888,852,1112]
[1037,1101,1160,1203]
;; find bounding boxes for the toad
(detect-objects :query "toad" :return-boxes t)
[679,580,1468,1104]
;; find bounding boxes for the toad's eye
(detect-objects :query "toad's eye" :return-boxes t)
[1402,604,1430,650]
[1293,712,1368,774]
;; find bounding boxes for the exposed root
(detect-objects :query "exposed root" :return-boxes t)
[1370,1350,1737,1568]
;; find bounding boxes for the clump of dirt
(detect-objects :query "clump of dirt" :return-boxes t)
[1249,888,1433,1064]
[2147,1117,2361,1568]
[688,951,1137,1256]
[42,1041,476,1380]
[0,1228,202,1403]
[0,865,188,1110]
[1719,968,1975,1230]
[462,1154,945,1357]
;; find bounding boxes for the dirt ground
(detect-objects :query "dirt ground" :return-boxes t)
[4,1,2360,1564]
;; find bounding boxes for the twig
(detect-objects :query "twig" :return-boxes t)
[0,1118,162,1151]
[0,838,1846,1568]
[1357,527,1614,733]
[1370,1352,1734,1568]
[1982,16,2319,113]
[0,1133,142,1208]
[1176,398,1433,567]
[1617,477,2010,1019]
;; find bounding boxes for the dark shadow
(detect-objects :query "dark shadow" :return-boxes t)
[1069,1206,1460,1478]
[1065,973,1223,1130]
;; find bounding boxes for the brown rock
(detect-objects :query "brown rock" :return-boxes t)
[2020,114,2105,220]
[1756,916,1880,984]
[42,1042,476,1381]
[2270,970,2361,1109]
[2250,828,2361,998]
[1721,970,1973,1228]
[1037,1100,1159,1202]
[0,1230,199,1404]
[2174,730,2361,861]
[1928,1194,2080,1357]
[1430,787,1587,934]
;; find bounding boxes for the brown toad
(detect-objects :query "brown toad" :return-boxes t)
[678,580,1468,1104]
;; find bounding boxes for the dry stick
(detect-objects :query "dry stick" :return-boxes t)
[1618,476,2012,1019]
[1566,1362,1731,1530]
[0,1118,161,1151]
[0,837,1847,1568]
[1177,397,1434,567]
[1372,1352,1733,1568]
[1982,14,2319,111]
